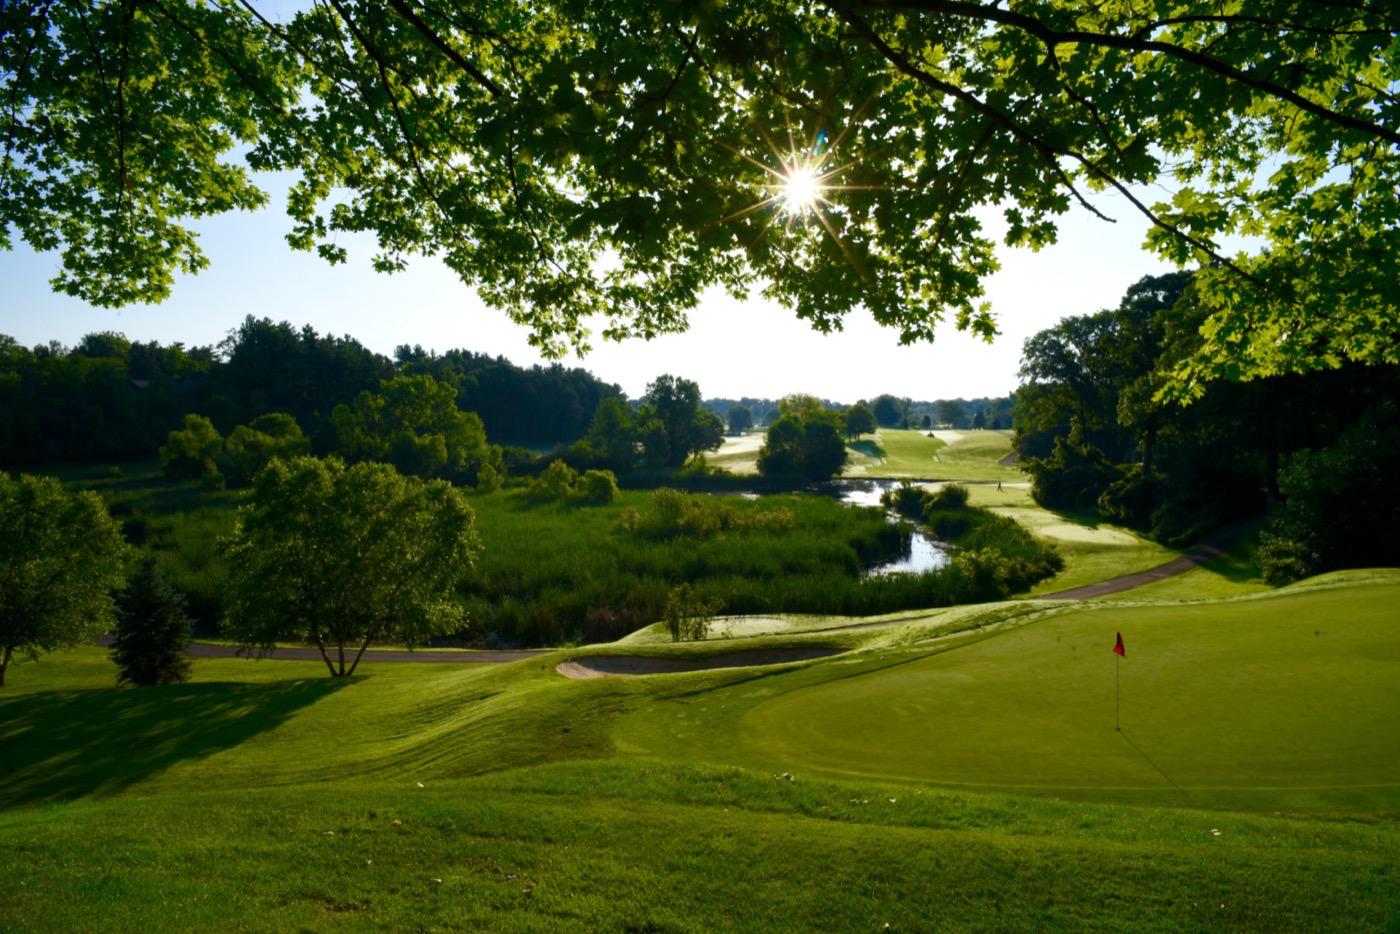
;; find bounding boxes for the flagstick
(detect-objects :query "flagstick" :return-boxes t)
[1115,653,1120,731]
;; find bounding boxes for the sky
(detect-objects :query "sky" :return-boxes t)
[0,174,1174,404]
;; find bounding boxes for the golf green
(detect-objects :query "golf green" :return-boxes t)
[621,580,1400,810]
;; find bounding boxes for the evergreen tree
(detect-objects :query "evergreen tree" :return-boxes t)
[111,559,193,686]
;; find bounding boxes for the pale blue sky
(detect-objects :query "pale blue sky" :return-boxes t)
[0,168,1177,403]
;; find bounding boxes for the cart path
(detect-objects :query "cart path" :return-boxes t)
[1035,540,1231,600]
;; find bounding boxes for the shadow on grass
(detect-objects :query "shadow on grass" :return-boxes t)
[0,678,348,809]
[848,440,888,460]
[1198,523,1264,583]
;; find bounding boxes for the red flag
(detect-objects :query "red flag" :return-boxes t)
[1113,632,1126,657]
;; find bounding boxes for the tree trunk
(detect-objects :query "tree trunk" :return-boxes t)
[313,636,336,677]
[345,633,375,677]
[0,646,10,687]
[336,641,347,677]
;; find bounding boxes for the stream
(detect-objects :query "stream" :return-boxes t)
[826,479,951,576]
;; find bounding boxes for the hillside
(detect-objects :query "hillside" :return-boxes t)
[3,571,1398,929]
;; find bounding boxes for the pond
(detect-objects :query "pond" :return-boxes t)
[825,479,951,576]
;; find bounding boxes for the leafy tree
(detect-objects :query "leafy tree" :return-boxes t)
[159,414,224,480]
[871,395,907,428]
[757,410,848,482]
[844,403,877,440]
[0,473,129,687]
[800,421,850,481]
[726,404,754,435]
[777,394,833,425]
[12,3,1395,388]
[1024,422,1125,512]
[222,457,478,677]
[637,376,724,468]
[936,400,966,428]
[1257,403,1400,584]
[921,415,932,429]
[221,412,309,484]
[972,411,986,430]
[332,374,489,479]
[111,558,192,686]
[579,397,639,472]
[399,344,623,444]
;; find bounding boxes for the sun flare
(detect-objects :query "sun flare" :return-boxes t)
[779,164,822,215]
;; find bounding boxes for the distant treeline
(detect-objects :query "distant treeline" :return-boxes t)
[1014,272,1400,582]
[703,394,1015,431]
[0,317,622,467]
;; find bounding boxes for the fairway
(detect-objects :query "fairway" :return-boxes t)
[617,577,1400,811]
[846,428,1022,482]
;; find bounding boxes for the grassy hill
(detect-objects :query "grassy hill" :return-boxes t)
[2,571,1398,929]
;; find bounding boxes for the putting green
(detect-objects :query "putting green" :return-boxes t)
[618,579,1400,810]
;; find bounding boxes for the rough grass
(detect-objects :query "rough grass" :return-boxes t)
[3,574,1399,929]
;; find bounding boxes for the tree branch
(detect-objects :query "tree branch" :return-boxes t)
[829,4,1266,288]
[382,0,505,99]
[850,0,1400,146]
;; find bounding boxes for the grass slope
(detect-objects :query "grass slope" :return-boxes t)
[846,429,1021,482]
[2,574,1398,928]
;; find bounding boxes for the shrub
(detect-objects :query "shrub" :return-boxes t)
[578,469,620,505]
[476,462,504,493]
[881,483,926,519]
[663,583,720,642]
[528,459,580,500]
[924,483,969,511]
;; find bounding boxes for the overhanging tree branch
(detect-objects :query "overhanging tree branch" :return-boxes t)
[830,3,1267,288]
[851,0,1400,147]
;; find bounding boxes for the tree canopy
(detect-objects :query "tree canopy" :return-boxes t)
[1013,272,1400,562]
[758,398,848,481]
[0,473,129,686]
[4,2,1396,390]
[221,456,479,676]
[331,374,490,480]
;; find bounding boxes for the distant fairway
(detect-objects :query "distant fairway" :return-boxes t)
[618,575,1400,811]
[846,428,1021,482]
[709,430,766,474]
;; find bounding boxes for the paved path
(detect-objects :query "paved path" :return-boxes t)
[1035,541,1229,600]
[96,636,542,664]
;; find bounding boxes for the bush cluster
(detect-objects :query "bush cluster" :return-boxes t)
[525,460,620,505]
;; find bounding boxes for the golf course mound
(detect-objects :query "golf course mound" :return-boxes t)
[557,646,843,679]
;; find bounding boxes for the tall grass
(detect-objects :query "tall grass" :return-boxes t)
[462,488,913,643]
[55,462,1062,646]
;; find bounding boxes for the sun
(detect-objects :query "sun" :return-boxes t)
[779,163,822,215]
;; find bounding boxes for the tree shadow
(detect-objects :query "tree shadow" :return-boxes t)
[848,440,887,459]
[0,678,348,809]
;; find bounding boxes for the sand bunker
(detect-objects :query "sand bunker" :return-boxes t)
[556,646,843,679]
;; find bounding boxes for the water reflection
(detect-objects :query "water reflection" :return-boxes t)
[824,479,950,575]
